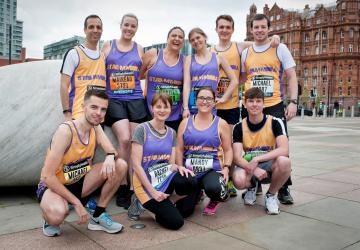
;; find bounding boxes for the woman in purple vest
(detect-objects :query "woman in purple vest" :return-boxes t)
[102,13,148,208]
[176,87,233,216]
[182,28,238,117]
[129,93,197,230]
[140,27,185,132]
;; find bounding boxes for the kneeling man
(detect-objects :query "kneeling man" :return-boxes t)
[232,87,291,214]
[37,89,128,236]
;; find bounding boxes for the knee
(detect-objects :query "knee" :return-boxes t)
[118,137,131,148]
[115,158,128,175]
[275,156,291,174]
[160,215,184,230]
[232,169,247,190]
[42,203,67,225]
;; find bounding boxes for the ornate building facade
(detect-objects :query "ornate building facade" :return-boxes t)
[246,0,360,114]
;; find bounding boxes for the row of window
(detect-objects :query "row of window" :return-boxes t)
[305,85,352,97]
[304,29,355,42]
[304,44,354,55]
[304,65,353,76]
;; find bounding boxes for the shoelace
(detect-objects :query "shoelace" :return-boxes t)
[101,213,113,226]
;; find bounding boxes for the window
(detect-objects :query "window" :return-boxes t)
[305,48,309,55]
[304,68,309,76]
[304,78,308,86]
[349,28,354,38]
[349,64,352,71]
[348,77,351,83]
[313,77,318,85]
[322,66,327,75]
[282,23,286,29]
[340,30,344,38]
[276,25,280,30]
[280,36,284,43]
[276,15,280,20]
[315,46,319,55]
[305,33,310,42]
[322,76,328,83]
[349,44,353,52]
[316,19,321,24]
[340,78,343,84]
[342,2,346,10]
[322,45,327,53]
[322,31,327,39]
[340,44,344,52]
[339,87,342,96]
[348,86,351,96]
[270,16,274,21]
[313,66,318,76]
[340,65,343,71]
[315,32,319,41]
[323,87,326,96]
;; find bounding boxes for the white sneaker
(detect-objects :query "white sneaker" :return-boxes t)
[243,181,258,205]
[265,193,280,215]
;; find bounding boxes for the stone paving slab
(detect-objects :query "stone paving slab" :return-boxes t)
[0,224,102,249]
[288,197,360,230]
[343,241,360,250]
[71,212,209,249]
[312,170,360,185]
[334,188,360,203]
[145,231,264,250]
[218,212,360,250]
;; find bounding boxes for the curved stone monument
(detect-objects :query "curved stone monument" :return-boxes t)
[0,60,116,186]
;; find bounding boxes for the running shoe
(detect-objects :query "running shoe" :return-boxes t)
[88,212,123,234]
[278,187,294,205]
[203,200,220,216]
[243,181,258,205]
[227,180,238,197]
[85,198,97,216]
[265,193,280,215]
[42,221,61,237]
[127,194,145,221]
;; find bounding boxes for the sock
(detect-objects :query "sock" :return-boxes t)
[266,191,275,197]
[250,177,257,189]
[93,206,106,218]
[117,185,129,197]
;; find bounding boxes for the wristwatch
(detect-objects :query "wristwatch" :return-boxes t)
[289,99,298,105]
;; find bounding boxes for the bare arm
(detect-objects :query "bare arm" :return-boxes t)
[60,74,72,121]
[252,135,289,164]
[217,55,239,104]
[175,119,187,166]
[284,67,298,121]
[101,40,111,58]
[218,119,233,183]
[182,56,191,118]
[139,48,157,80]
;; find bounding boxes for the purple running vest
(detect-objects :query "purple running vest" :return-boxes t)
[183,115,223,178]
[105,40,143,100]
[140,122,176,196]
[146,49,183,121]
[189,52,219,114]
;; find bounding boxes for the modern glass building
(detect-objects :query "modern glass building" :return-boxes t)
[0,0,23,59]
[44,36,104,60]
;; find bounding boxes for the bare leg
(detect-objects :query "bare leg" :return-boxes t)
[268,156,291,194]
[40,189,69,226]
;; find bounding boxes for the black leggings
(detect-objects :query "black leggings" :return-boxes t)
[143,172,197,230]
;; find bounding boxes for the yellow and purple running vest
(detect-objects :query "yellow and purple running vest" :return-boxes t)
[211,42,240,110]
[242,115,276,157]
[244,46,283,108]
[69,46,106,119]
[54,121,96,185]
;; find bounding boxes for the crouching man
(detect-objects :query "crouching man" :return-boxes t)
[232,87,291,214]
[37,89,128,236]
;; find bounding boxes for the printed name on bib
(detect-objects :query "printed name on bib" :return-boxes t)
[250,75,274,97]
[185,153,213,175]
[63,159,91,185]
[155,85,181,106]
[148,163,173,190]
[110,71,135,94]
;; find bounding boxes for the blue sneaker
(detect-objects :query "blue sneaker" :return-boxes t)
[88,212,123,234]
[85,198,97,216]
[42,221,61,237]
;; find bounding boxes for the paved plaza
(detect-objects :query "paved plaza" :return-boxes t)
[0,117,359,250]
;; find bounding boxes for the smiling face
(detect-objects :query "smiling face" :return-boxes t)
[189,29,207,51]
[151,99,172,122]
[167,28,184,52]
[251,18,270,43]
[196,88,215,113]
[216,18,234,41]
[83,96,108,126]
[245,97,264,117]
[84,17,102,44]
[121,16,138,40]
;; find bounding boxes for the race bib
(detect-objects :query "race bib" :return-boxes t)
[155,85,181,106]
[216,77,230,98]
[63,159,91,185]
[148,163,173,190]
[250,75,274,97]
[185,154,213,175]
[109,71,135,94]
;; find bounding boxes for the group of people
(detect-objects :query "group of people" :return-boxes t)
[36,12,298,237]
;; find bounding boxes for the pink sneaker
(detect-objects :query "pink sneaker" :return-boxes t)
[203,200,220,215]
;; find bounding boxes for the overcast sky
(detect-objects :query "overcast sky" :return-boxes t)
[17,0,333,58]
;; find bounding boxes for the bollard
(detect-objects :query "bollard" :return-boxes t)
[323,105,327,118]
[333,109,336,118]
[343,109,346,118]
[301,108,304,119]
[351,106,354,118]
[312,108,316,118]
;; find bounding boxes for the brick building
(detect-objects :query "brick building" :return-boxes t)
[246,0,360,114]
